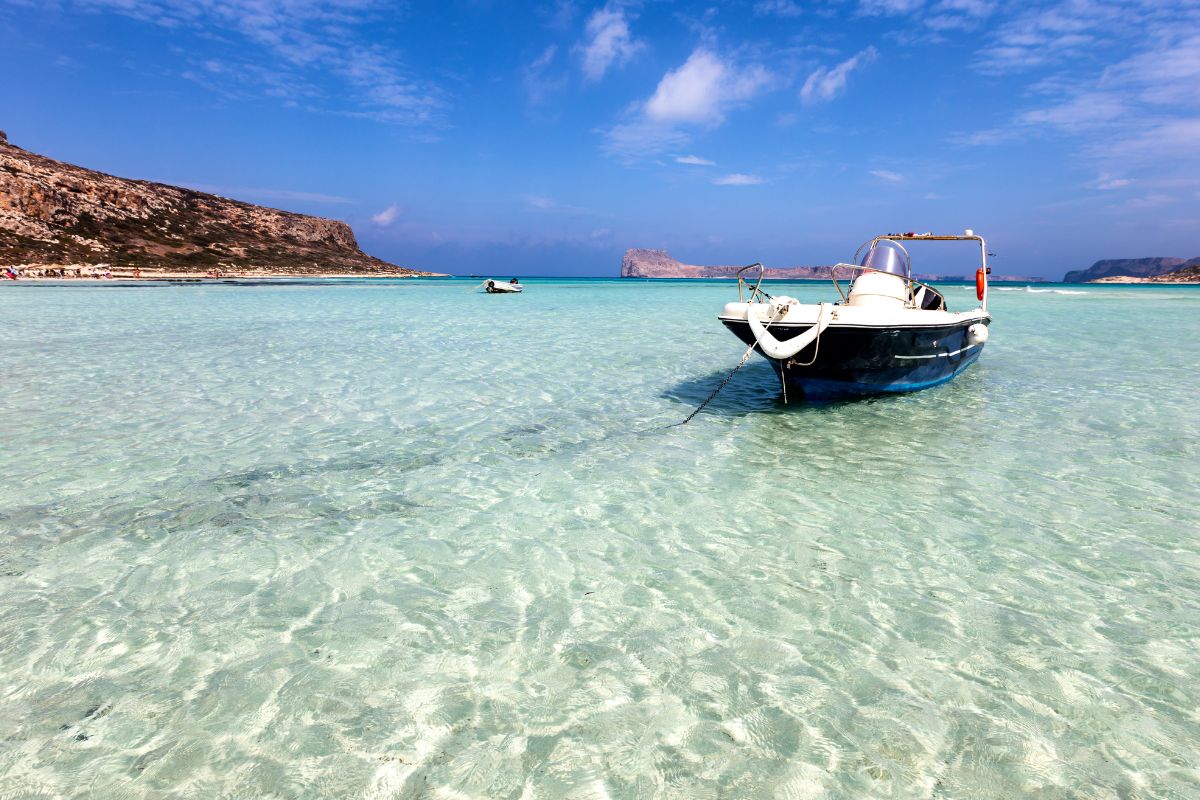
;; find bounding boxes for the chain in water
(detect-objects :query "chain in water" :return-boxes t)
[665,341,759,428]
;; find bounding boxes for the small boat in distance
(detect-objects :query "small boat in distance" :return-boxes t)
[481,278,523,293]
[718,231,992,401]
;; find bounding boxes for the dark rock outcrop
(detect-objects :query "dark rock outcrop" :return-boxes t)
[0,135,435,275]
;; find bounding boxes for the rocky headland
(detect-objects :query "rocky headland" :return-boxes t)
[1064,257,1200,283]
[621,248,1043,282]
[0,130,438,277]
[1089,261,1200,284]
[620,248,831,280]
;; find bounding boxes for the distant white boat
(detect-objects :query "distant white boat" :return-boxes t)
[481,278,523,293]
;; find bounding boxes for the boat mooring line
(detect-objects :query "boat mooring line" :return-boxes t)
[667,307,787,427]
[665,341,760,428]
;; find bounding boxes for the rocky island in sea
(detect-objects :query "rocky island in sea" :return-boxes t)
[0,130,438,278]
[621,247,1045,282]
[620,248,832,280]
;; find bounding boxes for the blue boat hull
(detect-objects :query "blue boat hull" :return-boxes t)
[721,317,988,400]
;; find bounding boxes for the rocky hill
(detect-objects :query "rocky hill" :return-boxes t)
[1063,257,1190,283]
[0,131,435,275]
[621,248,831,279]
[1091,259,1200,283]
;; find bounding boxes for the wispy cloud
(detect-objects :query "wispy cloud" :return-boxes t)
[524,44,567,105]
[921,0,995,30]
[869,169,904,182]
[521,194,597,215]
[1121,193,1171,209]
[601,120,691,160]
[372,203,401,226]
[1105,32,1200,107]
[754,0,804,17]
[974,1,1119,74]
[957,13,1200,196]
[676,154,716,166]
[858,0,923,15]
[65,0,445,128]
[524,195,558,211]
[1018,92,1127,132]
[800,46,878,104]
[1087,175,1131,190]
[578,3,642,81]
[713,173,764,185]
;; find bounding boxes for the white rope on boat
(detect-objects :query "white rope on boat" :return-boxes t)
[744,302,833,360]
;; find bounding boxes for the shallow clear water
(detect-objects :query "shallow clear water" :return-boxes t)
[1,278,1198,799]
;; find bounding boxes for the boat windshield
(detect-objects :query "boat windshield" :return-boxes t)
[859,244,908,277]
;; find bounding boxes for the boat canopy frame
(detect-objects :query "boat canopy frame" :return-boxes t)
[735,231,990,311]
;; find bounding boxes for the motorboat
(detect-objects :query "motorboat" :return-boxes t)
[481,278,523,293]
[718,231,992,401]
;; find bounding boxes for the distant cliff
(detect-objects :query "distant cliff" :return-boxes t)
[1063,257,1191,283]
[0,132,437,275]
[621,248,831,279]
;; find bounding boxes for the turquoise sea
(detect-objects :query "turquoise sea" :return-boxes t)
[1,277,1198,799]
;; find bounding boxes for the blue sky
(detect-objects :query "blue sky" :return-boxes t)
[2,0,1198,277]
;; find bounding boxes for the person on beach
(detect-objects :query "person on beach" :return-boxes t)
[5,268,17,280]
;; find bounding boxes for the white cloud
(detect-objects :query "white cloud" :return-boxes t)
[754,0,804,16]
[579,4,641,81]
[603,49,771,160]
[713,173,764,185]
[869,169,904,182]
[645,49,771,124]
[372,203,401,226]
[800,46,878,104]
[676,154,716,166]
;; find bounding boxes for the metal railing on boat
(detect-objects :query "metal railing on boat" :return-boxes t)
[735,262,950,311]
